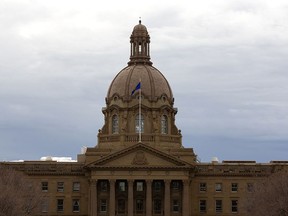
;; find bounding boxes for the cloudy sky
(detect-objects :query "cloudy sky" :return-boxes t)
[1,0,288,162]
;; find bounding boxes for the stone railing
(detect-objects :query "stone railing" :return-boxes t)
[98,133,181,144]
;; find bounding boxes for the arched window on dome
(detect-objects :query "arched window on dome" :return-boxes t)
[161,115,168,134]
[112,115,119,134]
[135,114,144,133]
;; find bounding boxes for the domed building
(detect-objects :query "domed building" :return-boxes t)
[2,21,288,216]
[98,20,184,151]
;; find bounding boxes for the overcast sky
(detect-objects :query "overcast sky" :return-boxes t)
[1,0,288,162]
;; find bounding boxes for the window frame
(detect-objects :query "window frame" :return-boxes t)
[73,182,80,192]
[215,183,222,192]
[231,183,238,192]
[199,182,207,192]
[135,114,144,133]
[161,115,168,134]
[231,200,238,213]
[112,114,119,134]
[57,199,64,212]
[57,182,64,192]
[199,200,206,213]
[215,200,222,213]
[100,199,107,212]
[41,181,48,192]
[72,199,80,212]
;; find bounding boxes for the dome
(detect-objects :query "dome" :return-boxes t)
[106,21,173,104]
[132,21,148,36]
[107,64,173,103]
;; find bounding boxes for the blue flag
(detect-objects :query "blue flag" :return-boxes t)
[131,82,141,95]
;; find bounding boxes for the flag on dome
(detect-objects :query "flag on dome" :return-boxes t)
[131,82,141,95]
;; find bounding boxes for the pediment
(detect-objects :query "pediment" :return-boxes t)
[86,143,191,169]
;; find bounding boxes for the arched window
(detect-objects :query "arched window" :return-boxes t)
[135,114,144,133]
[161,115,168,134]
[112,115,118,134]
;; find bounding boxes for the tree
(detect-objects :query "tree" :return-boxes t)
[0,165,43,216]
[247,170,288,216]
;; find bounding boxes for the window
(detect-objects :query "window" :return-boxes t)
[112,115,118,134]
[118,199,126,213]
[100,199,107,212]
[215,200,222,213]
[135,114,144,133]
[42,182,48,192]
[41,199,48,213]
[136,182,143,191]
[72,199,80,212]
[73,182,80,192]
[173,200,180,212]
[199,200,206,213]
[231,183,238,192]
[57,182,64,192]
[119,181,126,192]
[231,200,238,213]
[215,183,222,192]
[199,183,207,192]
[172,181,181,190]
[136,199,144,212]
[100,181,108,191]
[57,199,64,212]
[247,183,253,192]
[161,115,168,134]
[153,199,162,214]
[153,181,162,191]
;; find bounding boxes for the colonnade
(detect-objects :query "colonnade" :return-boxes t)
[89,179,190,216]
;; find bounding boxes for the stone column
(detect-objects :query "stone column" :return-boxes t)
[183,180,190,216]
[109,180,116,216]
[128,180,134,216]
[164,180,171,216]
[146,180,152,216]
[90,179,97,216]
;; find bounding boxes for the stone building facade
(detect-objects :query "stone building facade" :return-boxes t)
[2,21,288,216]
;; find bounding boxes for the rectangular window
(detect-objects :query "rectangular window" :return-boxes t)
[72,199,80,212]
[136,199,144,213]
[215,200,222,213]
[199,200,206,213]
[172,199,180,212]
[73,182,80,192]
[119,181,126,191]
[100,181,108,191]
[100,199,107,212]
[231,200,238,213]
[153,199,162,214]
[154,181,162,191]
[199,183,207,192]
[41,199,49,213]
[42,182,48,192]
[57,182,64,192]
[57,199,64,212]
[172,181,181,190]
[231,183,238,192]
[215,183,222,192]
[136,182,143,191]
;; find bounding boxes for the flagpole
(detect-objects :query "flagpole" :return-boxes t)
[139,79,141,142]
